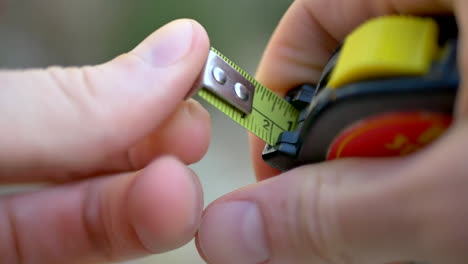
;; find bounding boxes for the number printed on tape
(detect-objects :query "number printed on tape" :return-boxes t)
[197,48,300,145]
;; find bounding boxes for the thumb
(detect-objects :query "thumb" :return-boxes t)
[0,19,210,181]
[197,155,433,264]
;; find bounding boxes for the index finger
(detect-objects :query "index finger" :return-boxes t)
[252,0,460,180]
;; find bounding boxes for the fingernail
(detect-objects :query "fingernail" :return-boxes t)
[137,20,194,67]
[198,201,270,264]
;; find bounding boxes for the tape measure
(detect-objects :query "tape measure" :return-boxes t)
[196,48,300,146]
[193,15,459,172]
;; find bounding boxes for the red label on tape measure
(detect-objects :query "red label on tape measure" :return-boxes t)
[327,112,452,160]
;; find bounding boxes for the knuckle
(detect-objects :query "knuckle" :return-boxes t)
[0,199,23,263]
[47,62,121,123]
[81,181,153,261]
[82,182,116,261]
[293,167,351,263]
[47,61,137,155]
[45,65,107,132]
[45,66,125,167]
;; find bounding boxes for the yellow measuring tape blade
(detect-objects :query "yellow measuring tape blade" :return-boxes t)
[197,48,300,145]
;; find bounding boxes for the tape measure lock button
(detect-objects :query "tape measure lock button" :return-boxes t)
[328,16,440,89]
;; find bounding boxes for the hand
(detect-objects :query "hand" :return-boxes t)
[0,19,210,263]
[196,1,468,263]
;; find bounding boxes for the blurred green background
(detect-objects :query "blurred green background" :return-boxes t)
[0,0,292,263]
[0,0,291,72]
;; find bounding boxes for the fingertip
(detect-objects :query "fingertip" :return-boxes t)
[129,19,209,68]
[187,19,211,54]
[197,201,270,264]
[127,156,203,253]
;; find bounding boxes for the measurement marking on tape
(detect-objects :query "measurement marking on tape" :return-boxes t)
[196,48,300,146]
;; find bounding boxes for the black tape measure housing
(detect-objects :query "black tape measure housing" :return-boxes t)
[263,29,459,172]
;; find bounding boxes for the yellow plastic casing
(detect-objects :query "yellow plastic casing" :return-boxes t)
[327,16,439,89]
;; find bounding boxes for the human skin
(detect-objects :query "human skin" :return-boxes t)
[0,19,212,263]
[197,0,468,264]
